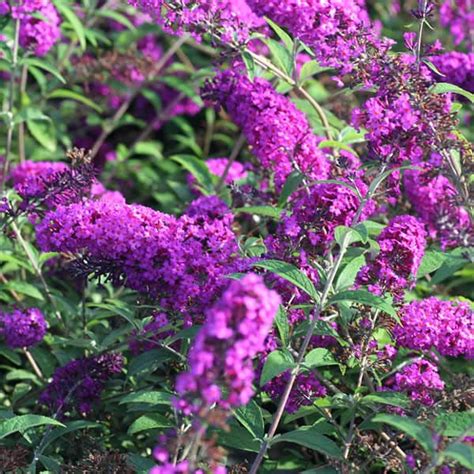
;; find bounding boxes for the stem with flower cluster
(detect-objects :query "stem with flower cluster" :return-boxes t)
[249,166,388,474]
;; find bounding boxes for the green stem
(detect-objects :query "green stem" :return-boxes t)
[1,18,21,191]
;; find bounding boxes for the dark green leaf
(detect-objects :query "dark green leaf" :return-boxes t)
[48,88,103,113]
[435,412,474,438]
[417,250,447,278]
[275,305,290,348]
[120,391,173,406]
[275,425,343,459]
[253,259,318,301]
[328,290,397,318]
[21,58,66,83]
[260,350,295,386]
[362,392,410,409]
[335,255,365,291]
[234,400,264,438]
[371,414,434,453]
[171,155,214,193]
[0,415,65,439]
[443,442,474,469]
[304,348,338,367]
[278,170,305,207]
[431,82,474,103]
[128,414,173,434]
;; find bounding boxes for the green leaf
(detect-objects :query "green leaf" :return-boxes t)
[443,442,474,469]
[265,17,293,50]
[40,420,101,451]
[362,392,410,409]
[120,391,173,406]
[335,255,365,291]
[0,415,65,439]
[431,82,474,103]
[260,350,295,386]
[334,225,367,247]
[54,0,87,50]
[264,38,294,77]
[128,414,173,435]
[234,400,264,438]
[97,9,135,30]
[171,155,214,193]
[216,422,261,453]
[27,119,57,152]
[21,58,66,83]
[299,60,330,83]
[434,412,474,438]
[2,281,44,301]
[328,290,397,318]
[48,88,103,113]
[127,349,173,378]
[128,454,156,472]
[241,51,256,80]
[275,425,343,459]
[318,140,358,155]
[304,348,338,367]
[253,259,318,301]
[371,414,434,453]
[278,170,305,207]
[431,252,468,284]
[275,305,290,348]
[417,250,447,278]
[234,206,282,219]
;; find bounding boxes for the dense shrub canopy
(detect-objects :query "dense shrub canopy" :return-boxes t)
[0,0,473,473]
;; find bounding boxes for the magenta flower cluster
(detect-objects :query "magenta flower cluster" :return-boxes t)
[403,168,473,249]
[385,359,445,406]
[0,307,47,349]
[175,273,280,414]
[440,0,474,48]
[204,70,330,188]
[429,52,474,94]
[394,297,474,359]
[40,352,123,416]
[129,0,264,43]
[246,0,371,73]
[1,0,61,56]
[36,195,242,320]
[356,215,426,300]
[272,180,375,253]
[10,160,68,201]
[264,371,326,414]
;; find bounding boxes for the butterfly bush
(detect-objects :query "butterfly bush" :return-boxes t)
[356,215,427,300]
[175,273,280,414]
[203,70,331,188]
[403,168,473,249]
[39,353,123,416]
[430,52,474,93]
[1,0,473,471]
[246,0,372,73]
[270,180,375,254]
[0,0,61,56]
[129,0,264,43]
[394,297,474,359]
[385,359,445,406]
[36,195,243,320]
[0,307,47,348]
[439,0,474,48]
